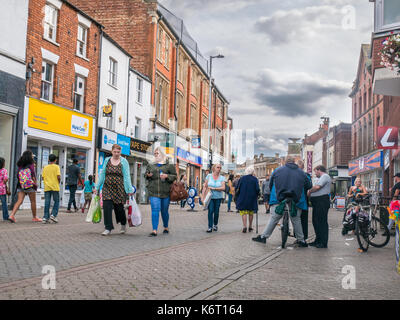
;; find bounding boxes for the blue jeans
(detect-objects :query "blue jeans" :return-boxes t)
[44,191,60,220]
[0,195,8,220]
[149,197,170,231]
[208,199,222,229]
[227,193,233,211]
[67,185,77,210]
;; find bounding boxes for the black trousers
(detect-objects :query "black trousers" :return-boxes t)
[67,185,77,210]
[301,209,308,241]
[103,200,126,231]
[310,195,330,246]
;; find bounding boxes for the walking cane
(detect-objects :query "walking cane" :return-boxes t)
[256,210,258,234]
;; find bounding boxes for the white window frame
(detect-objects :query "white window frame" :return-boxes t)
[134,117,141,139]
[77,24,88,58]
[136,78,143,104]
[44,4,58,43]
[73,74,85,112]
[41,61,54,102]
[105,99,116,131]
[375,0,400,33]
[108,58,118,87]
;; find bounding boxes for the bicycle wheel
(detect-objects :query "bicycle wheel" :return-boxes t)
[368,216,390,248]
[356,219,369,252]
[281,209,289,249]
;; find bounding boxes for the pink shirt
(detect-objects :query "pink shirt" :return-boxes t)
[0,168,8,196]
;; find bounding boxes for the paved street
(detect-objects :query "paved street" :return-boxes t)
[0,203,399,300]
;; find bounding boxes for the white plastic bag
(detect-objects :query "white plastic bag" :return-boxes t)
[203,190,212,208]
[127,196,142,227]
[86,195,98,222]
[79,192,85,208]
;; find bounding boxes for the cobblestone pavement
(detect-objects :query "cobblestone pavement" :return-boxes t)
[0,203,398,300]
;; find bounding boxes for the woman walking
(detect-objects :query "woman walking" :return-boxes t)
[8,150,41,223]
[204,164,226,233]
[235,166,260,233]
[145,147,177,236]
[179,174,188,208]
[0,157,10,221]
[82,175,95,213]
[227,174,235,212]
[94,144,134,236]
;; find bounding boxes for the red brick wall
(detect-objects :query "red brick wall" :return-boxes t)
[26,0,101,116]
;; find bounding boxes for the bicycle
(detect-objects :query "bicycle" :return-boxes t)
[345,194,390,252]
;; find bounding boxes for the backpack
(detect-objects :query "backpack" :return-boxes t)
[18,167,34,190]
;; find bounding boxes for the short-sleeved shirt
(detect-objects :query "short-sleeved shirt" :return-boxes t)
[42,164,61,192]
[17,164,36,189]
[0,168,8,195]
[66,164,80,186]
[392,182,400,199]
[207,174,225,199]
[84,180,94,193]
[310,173,331,197]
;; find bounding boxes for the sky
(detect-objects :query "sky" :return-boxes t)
[159,0,374,162]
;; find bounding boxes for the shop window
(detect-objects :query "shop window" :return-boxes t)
[41,61,54,102]
[66,148,87,190]
[0,113,13,177]
[74,75,85,112]
[77,24,88,58]
[44,4,58,43]
[375,0,400,33]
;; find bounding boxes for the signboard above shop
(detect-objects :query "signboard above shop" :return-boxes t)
[349,150,383,176]
[377,126,398,149]
[177,147,202,167]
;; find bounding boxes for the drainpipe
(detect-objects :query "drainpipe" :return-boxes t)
[94,27,104,181]
[153,15,163,130]
[126,58,131,137]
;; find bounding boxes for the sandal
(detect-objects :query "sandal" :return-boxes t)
[163,229,169,234]
[242,228,247,233]
[8,216,16,223]
[32,217,42,222]
[248,228,254,232]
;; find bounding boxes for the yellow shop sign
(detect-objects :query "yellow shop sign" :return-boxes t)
[28,98,93,141]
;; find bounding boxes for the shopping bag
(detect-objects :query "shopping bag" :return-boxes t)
[91,196,102,224]
[85,195,98,222]
[127,195,142,227]
[79,192,85,208]
[203,190,212,209]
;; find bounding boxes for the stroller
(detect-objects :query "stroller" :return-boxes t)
[342,196,370,235]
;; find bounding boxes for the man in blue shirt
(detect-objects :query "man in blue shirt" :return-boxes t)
[252,157,311,247]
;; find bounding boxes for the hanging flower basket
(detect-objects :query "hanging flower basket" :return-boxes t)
[379,32,400,73]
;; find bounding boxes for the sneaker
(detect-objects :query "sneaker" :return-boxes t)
[206,228,212,233]
[213,225,218,232]
[32,217,42,222]
[252,235,266,244]
[102,230,111,236]
[50,216,58,223]
[120,224,126,234]
[42,219,49,224]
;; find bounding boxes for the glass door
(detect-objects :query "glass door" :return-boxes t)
[52,146,65,201]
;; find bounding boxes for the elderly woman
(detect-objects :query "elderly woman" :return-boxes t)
[94,144,134,236]
[204,164,226,233]
[145,147,177,236]
[235,166,260,233]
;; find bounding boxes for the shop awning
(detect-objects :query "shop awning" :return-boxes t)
[373,67,400,96]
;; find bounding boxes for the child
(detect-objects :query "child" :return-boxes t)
[82,175,94,213]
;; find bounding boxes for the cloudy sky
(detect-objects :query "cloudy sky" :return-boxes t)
[159,0,374,161]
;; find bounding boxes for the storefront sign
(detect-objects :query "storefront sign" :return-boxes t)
[98,151,105,173]
[349,150,383,176]
[99,128,117,151]
[103,105,113,117]
[329,170,339,177]
[377,126,398,149]
[177,147,202,167]
[192,136,201,149]
[117,134,131,156]
[130,138,151,154]
[28,98,92,141]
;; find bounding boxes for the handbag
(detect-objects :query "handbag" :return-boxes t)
[6,185,11,196]
[170,181,189,202]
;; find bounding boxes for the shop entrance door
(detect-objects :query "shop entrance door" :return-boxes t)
[136,162,142,201]
[52,146,65,202]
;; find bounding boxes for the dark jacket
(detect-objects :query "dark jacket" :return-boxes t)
[269,163,310,204]
[145,159,177,198]
[235,174,260,211]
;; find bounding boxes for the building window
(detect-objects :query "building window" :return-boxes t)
[191,70,196,96]
[190,104,198,134]
[41,61,54,102]
[74,75,85,112]
[105,99,115,130]
[134,117,141,139]
[108,58,118,87]
[44,4,58,42]
[165,35,170,67]
[77,24,88,58]
[155,75,169,126]
[157,29,163,62]
[136,78,143,104]
[177,92,185,133]
[375,0,400,33]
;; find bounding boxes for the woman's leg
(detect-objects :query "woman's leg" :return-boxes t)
[10,192,26,217]
[228,194,232,211]
[149,197,161,233]
[103,200,114,231]
[27,192,37,218]
[213,199,222,227]
[1,195,9,220]
[160,197,170,230]
[114,202,127,226]
[208,199,215,229]
[249,213,254,229]
[241,213,247,229]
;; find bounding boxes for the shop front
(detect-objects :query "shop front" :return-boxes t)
[23,98,95,208]
[0,108,16,193]
[349,150,383,192]
[97,128,151,204]
[329,166,351,197]
[176,147,202,191]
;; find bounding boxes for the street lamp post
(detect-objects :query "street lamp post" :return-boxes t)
[208,54,224,170]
